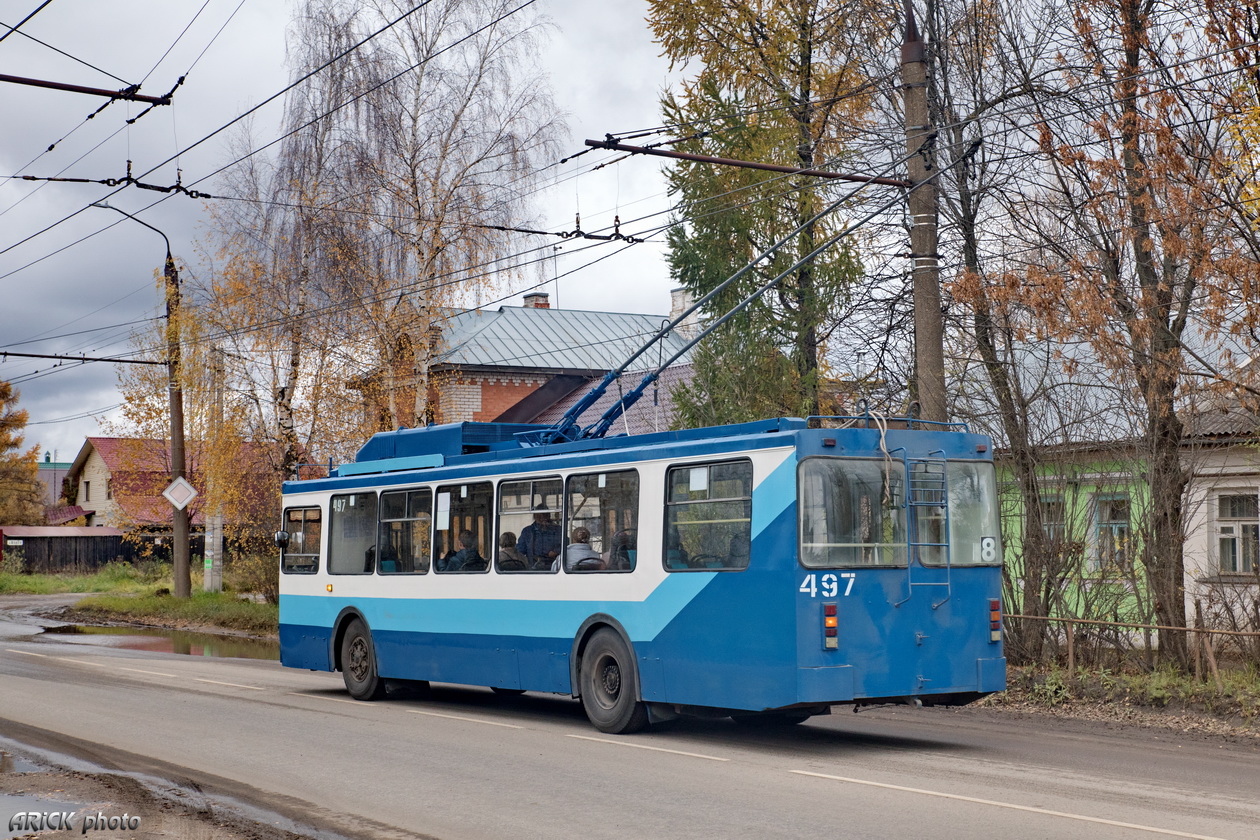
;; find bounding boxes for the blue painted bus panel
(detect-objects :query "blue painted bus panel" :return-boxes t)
[279,623,332,671]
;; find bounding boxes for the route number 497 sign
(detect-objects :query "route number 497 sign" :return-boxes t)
[799,572,855,598]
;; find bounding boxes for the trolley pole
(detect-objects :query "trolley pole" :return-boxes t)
[902,2,947,423]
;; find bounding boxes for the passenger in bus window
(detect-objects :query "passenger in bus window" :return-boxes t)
[439,530,484,572]
[517,509,561,569]
[566,527,604,571]
[497,532,528,571]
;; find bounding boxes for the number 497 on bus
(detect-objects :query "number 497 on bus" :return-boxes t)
[800,572,855,598]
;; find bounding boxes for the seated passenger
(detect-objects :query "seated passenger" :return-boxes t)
[439,530,484,572]
[565,527,604,571]
[517,509,561,569]
[726,533,751,569]
[497,532,529,572]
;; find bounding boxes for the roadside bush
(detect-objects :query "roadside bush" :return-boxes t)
[226,553,279,604]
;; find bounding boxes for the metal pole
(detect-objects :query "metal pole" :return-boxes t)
[92,202,191,599]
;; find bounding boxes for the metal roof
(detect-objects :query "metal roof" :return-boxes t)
[435,306,693,374]
[529,365,695,436]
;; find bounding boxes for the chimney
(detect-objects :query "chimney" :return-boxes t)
[669,288,700,338]
[523,292,551,309]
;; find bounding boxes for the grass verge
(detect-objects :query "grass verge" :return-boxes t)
[71,590,278,636]
[0,562,163,595]
[990,664,1260,727]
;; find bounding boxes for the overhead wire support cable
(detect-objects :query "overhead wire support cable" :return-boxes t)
[0,350,166,365]
[585,137,913,188]
[0,73,174,105]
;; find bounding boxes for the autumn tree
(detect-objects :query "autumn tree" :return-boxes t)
[0,380,44,526]
[650,0,874,422]
[343,0,563,425]
[983,0,1260,666]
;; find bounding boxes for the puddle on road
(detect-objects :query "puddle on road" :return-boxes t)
[1,753,85,840]
[0,752,40,774]
[40,625,279,661]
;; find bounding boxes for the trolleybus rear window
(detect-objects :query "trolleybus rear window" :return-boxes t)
[798,458,907,568]
[280,507,321,574]
[664,460,752,571]
[329,492,377,574]
[378,488,432,574]
[922,461,1002,566]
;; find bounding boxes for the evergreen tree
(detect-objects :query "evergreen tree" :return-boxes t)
[650,0,869,424]
[0,381,45,525]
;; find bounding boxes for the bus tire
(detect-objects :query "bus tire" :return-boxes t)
[580,628,649,734]
[340,619,386,701]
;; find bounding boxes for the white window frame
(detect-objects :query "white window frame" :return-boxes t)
[1215,489,1259,575]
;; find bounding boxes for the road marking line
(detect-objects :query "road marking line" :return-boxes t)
[567,734,729,762]
[54,657,106,667]
[6,649,48,657]
[408,710,523,729]
[194,678,264,691]
[790,771,1228,840]
[288,692,366,706]
[119,667,178,677]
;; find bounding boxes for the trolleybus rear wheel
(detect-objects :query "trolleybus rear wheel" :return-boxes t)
[341,619,386,700]
[580,629,649,734]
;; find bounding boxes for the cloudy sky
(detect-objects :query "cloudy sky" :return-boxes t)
[0,0,679,461]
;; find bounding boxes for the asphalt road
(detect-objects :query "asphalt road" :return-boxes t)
[1,608,1257,839]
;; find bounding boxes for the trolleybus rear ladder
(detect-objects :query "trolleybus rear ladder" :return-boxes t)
[895,451,953,608]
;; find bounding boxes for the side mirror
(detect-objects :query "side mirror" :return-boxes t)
[274,530,290,550]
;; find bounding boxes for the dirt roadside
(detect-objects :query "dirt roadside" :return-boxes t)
[1,759,322,840]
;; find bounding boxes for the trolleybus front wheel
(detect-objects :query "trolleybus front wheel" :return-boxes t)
[340,619,386,700]
[580,629,649,734]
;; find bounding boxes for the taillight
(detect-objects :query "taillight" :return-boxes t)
[989,598,1002,643]
[823,602,838,650]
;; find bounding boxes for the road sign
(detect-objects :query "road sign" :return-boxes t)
[162,477,198,510]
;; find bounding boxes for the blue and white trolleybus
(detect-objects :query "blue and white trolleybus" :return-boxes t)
[276,413,1006,733]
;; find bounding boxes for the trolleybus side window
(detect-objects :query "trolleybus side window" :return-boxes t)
[378,488,432,574]
[798,458,906,568]
[564,470,638,572]
[280,507,321,574]
[497,477,561,573]
[664,460,752,571]
[434,482,492,573]
[921,461,1002,567]
[328,492,378,574]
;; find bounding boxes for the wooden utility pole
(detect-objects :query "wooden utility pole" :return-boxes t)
[902,2,947,423]
[93,202,191,598]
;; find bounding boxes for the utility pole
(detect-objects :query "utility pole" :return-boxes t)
[902,1,947,423]
[92,202,191,599]
[204,346,225,593]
